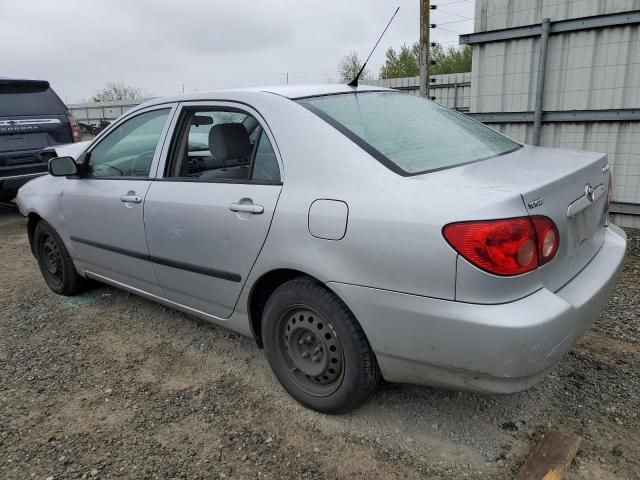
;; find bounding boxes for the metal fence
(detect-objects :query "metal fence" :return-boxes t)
[365,73,472,112]
[68,99,153,126]
[461,1,640,228]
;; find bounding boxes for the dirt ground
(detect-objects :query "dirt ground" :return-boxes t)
[1,205,639,479]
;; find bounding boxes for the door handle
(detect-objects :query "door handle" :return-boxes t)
[229,203,264,214]
[120,193,142,204]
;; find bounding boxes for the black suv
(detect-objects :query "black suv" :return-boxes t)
[0,78,81,201]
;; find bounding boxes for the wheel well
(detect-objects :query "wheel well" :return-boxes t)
[248,269,318,348]
[27,213,42,255]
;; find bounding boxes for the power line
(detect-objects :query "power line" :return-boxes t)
[434,25,466,35]
[434,0,473,6]
[436,7,473,20]
[436,18,474,26]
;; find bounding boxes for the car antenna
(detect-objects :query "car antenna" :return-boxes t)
[348,6,400,88]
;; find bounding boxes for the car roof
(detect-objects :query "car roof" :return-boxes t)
[138,83,393,110]
[257,83,391,99]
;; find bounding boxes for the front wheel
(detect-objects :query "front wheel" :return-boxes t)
[262,277,380,413]
[34,220,85,295]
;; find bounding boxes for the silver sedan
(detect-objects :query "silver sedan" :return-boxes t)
[16,84,627,413]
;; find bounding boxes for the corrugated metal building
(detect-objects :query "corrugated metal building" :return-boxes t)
[463,0,640,227]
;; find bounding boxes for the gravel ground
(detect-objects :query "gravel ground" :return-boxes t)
[1,206,639,479]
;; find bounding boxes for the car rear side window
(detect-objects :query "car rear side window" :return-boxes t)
[0,85,66,116]
[301,92,521,176]
[251,130,280,182]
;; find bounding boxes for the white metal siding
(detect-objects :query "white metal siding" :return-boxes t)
[475,0,640,32]
[472,0,640,226]
[471,25,640,112]
[491,122,640,205]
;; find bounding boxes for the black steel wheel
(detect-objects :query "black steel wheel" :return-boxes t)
[34,220,85,295]
[262,277,380,413]
[278,306,345,397]
[39,233,64,289]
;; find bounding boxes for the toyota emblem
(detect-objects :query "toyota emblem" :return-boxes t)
[585,184,595,202]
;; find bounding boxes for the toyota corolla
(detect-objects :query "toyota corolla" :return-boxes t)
[16,84,627,413]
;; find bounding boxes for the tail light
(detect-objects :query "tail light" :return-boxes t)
[443,216,559,276]
[605,173,613,213]
[67,114,82,143]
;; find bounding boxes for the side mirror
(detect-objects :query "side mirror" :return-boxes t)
[48,156,79,177]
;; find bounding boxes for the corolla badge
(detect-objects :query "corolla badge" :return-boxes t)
[528,198,544,209]
[585,184,595,202]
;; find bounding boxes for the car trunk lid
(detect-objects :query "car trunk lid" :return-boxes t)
[441,145,610,292]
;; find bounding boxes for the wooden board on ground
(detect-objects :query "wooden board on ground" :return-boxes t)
[516,430,582,480]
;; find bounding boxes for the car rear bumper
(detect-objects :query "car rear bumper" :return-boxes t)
[327,224,627,393]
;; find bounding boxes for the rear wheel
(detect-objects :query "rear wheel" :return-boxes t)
[34,220,84,295]
[262,277,380,413]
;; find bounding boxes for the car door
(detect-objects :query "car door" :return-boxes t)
[144,102,283,318]
[63,105,175,294]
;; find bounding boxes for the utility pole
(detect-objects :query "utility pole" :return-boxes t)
[419,0,430,98]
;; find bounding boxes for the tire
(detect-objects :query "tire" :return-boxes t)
[33,220,84,295]
[0,187,17,202]
[262,277,380,413]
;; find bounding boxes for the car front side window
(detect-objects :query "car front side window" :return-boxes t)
[166,108,280,183]
[86,108,170,178]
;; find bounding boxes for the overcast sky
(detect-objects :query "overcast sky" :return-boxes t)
[1,0,476,103]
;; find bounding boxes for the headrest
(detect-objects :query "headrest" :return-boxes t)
[209,123,251,160]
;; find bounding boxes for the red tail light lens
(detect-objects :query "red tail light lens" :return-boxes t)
[605,173,613,213]
[443,216,559,276]
[67,114,82,143]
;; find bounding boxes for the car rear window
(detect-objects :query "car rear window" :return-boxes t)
[0,82,66,116]
[300,92,521,176]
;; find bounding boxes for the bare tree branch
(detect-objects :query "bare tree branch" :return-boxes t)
[91,82,148,102]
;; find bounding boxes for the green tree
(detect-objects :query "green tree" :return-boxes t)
[431,43,473,75]
[379,42,472,79]
[338,51,371,83]
[379,43,420,79]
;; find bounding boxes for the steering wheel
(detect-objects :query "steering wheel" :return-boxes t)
[92,163,124,176]
[131,151,155,176]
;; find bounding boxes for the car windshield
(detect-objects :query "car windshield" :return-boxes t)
[301,92,521,175]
